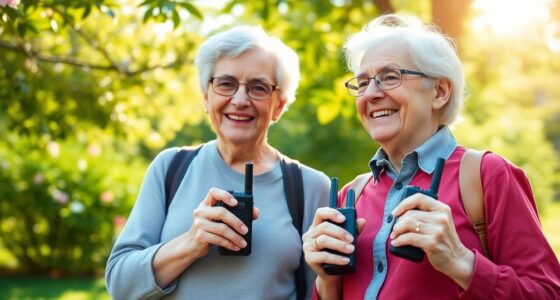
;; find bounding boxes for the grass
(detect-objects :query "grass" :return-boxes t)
[0,277,110,300]
[0,202,558,299]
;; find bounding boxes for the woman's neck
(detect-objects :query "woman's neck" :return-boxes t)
[216,139,278,174]
[383,124,442,173]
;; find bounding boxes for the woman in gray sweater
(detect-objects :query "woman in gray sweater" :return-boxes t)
[105,25,330,300]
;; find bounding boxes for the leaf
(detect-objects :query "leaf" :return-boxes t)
[143,7,154,23]
[82,5,92,19]
[179,2,203,20]
[172,9,180,28]
[98,4,116,18]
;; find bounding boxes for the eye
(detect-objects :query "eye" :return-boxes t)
[357,78,370,88]
[379,70,400,82]
[249,82,271,94]
[215,77,237,89]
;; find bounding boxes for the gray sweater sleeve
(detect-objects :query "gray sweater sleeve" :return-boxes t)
[105,148,178,300]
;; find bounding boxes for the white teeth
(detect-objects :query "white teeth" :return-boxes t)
[228,114,252,121]
[372,110,396,118]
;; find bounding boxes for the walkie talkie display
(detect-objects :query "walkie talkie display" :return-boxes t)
[217,162,253,256]
[323,177,357,275]
[389,158,445,262]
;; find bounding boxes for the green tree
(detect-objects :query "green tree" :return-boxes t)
[1,0,558,275]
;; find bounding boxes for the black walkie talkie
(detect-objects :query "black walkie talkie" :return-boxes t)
[389,158,445,262]
[217,162,253,256]
[323,177,357,275]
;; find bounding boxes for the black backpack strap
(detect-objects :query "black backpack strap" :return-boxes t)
[279,155,306,300]
[164,145,202,215]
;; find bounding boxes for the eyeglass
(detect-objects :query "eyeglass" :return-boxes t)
[209,76,280,101]
[345,67,429,97]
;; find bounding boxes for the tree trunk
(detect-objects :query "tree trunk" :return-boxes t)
[374,0,394,14]
[432,0,472,45]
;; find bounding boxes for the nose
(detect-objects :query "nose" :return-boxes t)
[230,85,251,106]
[360,79,384,102]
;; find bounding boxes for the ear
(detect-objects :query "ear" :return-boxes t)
[432,78,452,110]
[272,98,288,122]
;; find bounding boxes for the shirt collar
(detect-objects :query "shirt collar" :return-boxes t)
[369,126,457,181]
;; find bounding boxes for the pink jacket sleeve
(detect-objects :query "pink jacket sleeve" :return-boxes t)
[460,154,560,299]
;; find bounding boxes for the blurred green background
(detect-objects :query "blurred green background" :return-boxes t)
[1,0,559,298]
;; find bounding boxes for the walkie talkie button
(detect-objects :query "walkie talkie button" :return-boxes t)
[395,182,403,190]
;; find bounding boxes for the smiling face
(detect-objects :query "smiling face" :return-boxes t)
[204,48,287,148]
[356,40,448,157]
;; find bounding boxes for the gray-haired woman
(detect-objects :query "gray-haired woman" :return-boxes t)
[302,14,560,300]
[106,26,330,300]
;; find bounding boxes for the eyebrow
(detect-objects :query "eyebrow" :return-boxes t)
[213,75,275,84]
[357,64,401,78]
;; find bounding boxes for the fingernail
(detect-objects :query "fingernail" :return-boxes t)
[345,234,353,242]
[337,214,345,222]
[341,257,350,264]
[346,244,355,252]
[230,197,238,205]
[240,240,247,248]
[240,225,248,234]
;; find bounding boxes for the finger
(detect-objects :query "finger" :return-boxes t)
[196,228,243,252]
[389,224,439,250]
[252,206,259,220]
[194,206,249,237]
[306,250,351,267]
[391,193,439,217]
[312,207,346,227]
[317,221,355,243]
[315,234,355,254]
[390,211,428,240]
[203,188,237,207]
[196,217,248,248]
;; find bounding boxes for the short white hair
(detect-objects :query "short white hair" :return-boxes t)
[344,14,466,125]
[195,25,300,114]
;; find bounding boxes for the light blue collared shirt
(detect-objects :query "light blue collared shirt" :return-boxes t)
[363,126,458,299]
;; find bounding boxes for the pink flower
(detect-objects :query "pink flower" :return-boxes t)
[87,144,102,157]
[0,0,20,8]
[51,188,69,204]
[100,191,114,203]
[33,173,45,184]
[114,215,126,227]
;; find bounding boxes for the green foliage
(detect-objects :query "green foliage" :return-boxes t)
[0,133,145,274]
[1,0,559,276]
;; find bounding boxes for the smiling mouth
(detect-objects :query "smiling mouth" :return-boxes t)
[226,114,254,121]
[371,109,397,119]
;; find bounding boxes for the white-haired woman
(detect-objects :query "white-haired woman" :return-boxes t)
[302,14,560,299]
[106,26,330,300]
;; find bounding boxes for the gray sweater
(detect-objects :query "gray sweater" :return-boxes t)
[105,140,330,299]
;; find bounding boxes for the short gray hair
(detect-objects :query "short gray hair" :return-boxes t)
[195,26,300,114]
[344,14,466,125]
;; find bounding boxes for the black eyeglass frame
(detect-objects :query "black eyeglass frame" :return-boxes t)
[344,68,430,97]
[209,76,280,100]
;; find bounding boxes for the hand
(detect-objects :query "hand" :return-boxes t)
[183,188,260,259]
[302,207,366,277]
[390,193,474,288]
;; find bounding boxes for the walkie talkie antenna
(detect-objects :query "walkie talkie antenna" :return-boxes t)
[329,178,339,208]
[428,158,445,197]
[245,162,253,195]
[346,189,355,209]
